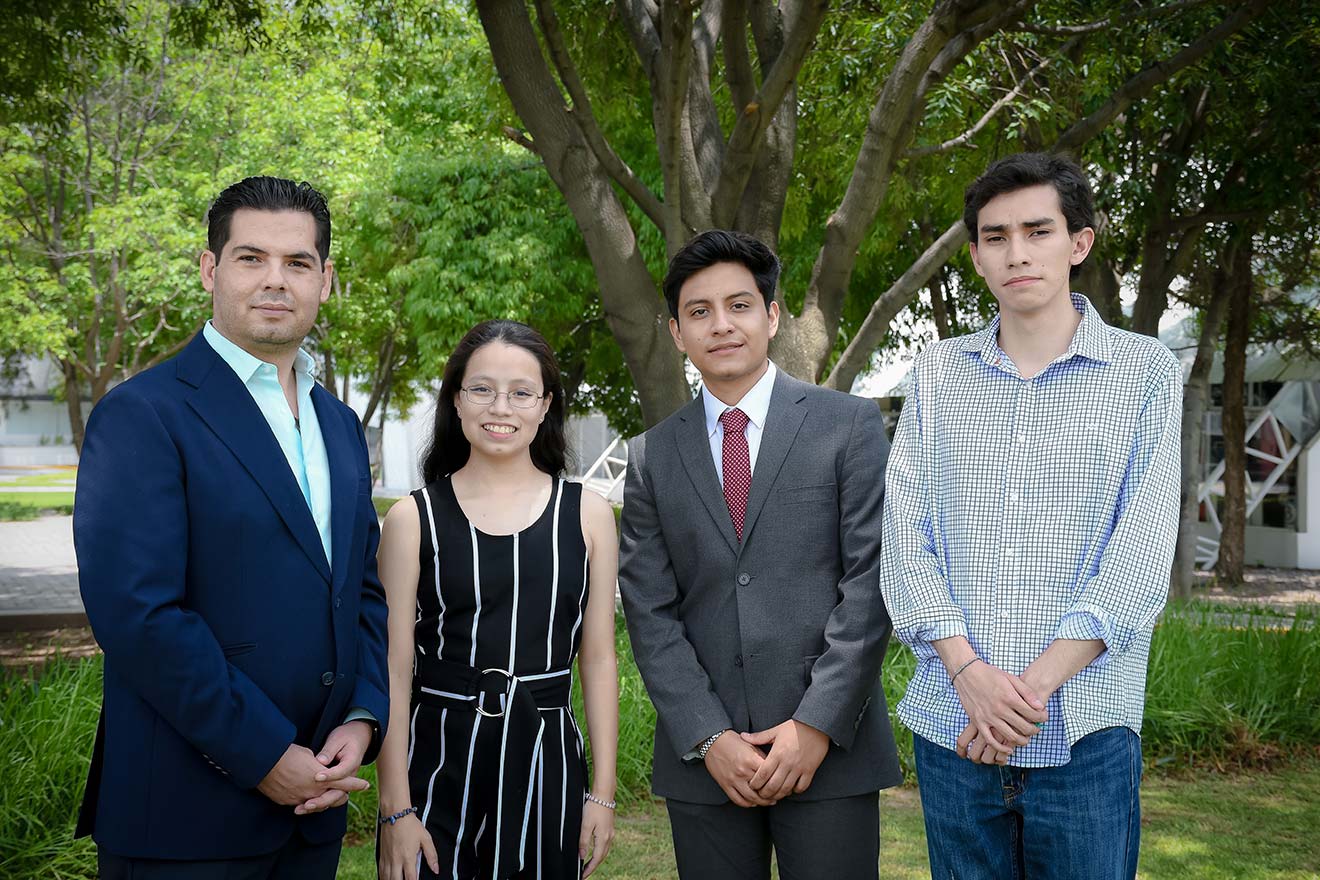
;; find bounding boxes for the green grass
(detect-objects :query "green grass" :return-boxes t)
[0,656,101,879]
[0,468,78,517]
[6,606,1320,879]
[0,494,75,516]
[372,496,400,519]
[338,766,1320,879]
[0,471,77,488]
[1144,604,1320,769]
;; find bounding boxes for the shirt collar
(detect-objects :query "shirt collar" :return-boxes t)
[962,292,1114,369]
[703,360,778,438]
[203,320,317,384]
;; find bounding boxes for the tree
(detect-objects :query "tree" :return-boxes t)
[473,0,1268,426]
[0,4,218,450]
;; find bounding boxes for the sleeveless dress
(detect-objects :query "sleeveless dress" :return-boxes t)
[402,476,590,880]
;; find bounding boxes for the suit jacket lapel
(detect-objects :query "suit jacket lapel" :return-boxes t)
[674,396,740,555]
[739,371,808,549]
[312,387,356,597]
[179,336,332,585]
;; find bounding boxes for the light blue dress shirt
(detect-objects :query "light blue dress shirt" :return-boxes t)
[203,321,332,567]
[880,294,1183,767]
[204,322,377,730]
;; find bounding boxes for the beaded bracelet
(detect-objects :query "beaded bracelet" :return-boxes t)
[378,806,419,826]
[584,792,616,810]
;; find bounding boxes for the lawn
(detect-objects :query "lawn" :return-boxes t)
[0,471,77,488]
[336,763,1320,879]
[4,606,1318,879]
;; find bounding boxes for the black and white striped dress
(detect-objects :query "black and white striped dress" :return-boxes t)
[405,476,590,880]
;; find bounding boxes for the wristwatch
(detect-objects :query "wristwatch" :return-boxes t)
[697,729,728,761]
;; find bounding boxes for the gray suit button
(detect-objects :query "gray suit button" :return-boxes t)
[734,655,744,667]
[321,671,335,686]
[737,573,751,586]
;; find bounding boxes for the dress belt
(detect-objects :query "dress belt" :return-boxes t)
[412,659,572,879]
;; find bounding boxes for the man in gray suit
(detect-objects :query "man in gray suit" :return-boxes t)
[619,230,901,879]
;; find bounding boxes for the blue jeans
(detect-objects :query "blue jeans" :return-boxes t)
[913,726,1142,880]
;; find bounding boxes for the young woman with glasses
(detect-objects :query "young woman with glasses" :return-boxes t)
[374,320,618,880]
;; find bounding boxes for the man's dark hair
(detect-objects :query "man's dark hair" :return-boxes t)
[662,230,780,321]
[206,176,332,265]
[963,152,1095,278]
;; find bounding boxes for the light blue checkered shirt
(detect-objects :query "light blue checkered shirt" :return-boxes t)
[880,294,1182,766]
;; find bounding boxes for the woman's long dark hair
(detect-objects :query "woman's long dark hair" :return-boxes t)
[420,320,568,483]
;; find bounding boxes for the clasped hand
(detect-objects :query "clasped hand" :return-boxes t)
[705,719,830,807]
[257,720,373,814]
[952,661,1048,764]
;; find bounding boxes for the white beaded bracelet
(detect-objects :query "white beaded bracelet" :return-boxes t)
[584,792,616,810]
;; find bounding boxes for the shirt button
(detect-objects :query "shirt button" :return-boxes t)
[1016,435,1027,445]
[321,671,335,686]
[1009,492,1020,502]
[737,573,751,586]
[1005,547,1016,557]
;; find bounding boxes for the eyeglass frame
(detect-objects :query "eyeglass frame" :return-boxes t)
[459,385,547,409]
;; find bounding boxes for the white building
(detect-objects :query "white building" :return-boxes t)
[0,357,81,466]
[1162,318,1320,570]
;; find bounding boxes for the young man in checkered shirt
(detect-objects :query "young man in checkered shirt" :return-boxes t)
[880,153,1182,879]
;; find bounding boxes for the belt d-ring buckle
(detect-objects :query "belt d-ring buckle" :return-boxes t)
[475,667,515,718]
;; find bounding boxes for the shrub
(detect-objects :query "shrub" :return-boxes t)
[0,656,100,879]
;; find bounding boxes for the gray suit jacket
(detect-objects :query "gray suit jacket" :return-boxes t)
[619,368,902,804]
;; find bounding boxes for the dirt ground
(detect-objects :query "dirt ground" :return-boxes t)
[2,569,1317,671]
[1191,567,1320,611]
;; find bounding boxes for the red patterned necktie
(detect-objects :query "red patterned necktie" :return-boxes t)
[720,407,752,540]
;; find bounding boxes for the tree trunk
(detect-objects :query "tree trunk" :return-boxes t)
[1170,268,1231,599]
[1076,255,1123,328]
[477,0,689,426]
[62,359,87,455]
[1215,232,1253,585]
[929,271,952,340]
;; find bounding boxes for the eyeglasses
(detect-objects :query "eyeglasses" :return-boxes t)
[461,385,545,408]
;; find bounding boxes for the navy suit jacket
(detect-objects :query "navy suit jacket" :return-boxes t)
[73,332,390,859]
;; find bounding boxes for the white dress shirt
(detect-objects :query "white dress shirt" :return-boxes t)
[701,360,778,485]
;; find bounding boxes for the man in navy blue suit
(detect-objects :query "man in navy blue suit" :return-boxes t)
[74,177,390,878]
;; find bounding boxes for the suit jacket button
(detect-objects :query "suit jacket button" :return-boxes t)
[334,597,342,609]
[737,573,750,586]
[734,654,743,667]
[321,671,335,686]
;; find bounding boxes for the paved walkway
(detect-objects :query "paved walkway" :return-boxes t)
[0,515,83,628]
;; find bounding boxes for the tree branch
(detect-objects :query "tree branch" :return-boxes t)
[532,0,666,228]
[825,0,1267,390]
[722,0,756,109]
[708,0,828,228]
[800,0,1021,359]
[659,0,698,249]
[1017,0,1214,36]
[908,37,1078,158]
[1052,0,1268,156]
[824,221,967,390]
[914,0,1036,107]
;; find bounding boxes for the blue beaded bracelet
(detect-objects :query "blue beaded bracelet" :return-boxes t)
[378,806,419,826]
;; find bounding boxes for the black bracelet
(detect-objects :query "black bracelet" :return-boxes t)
[378,806,419,826]
[950,657,981,684]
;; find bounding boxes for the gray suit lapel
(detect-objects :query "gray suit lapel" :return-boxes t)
[739,371,808,548]
[675,396,740,555]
